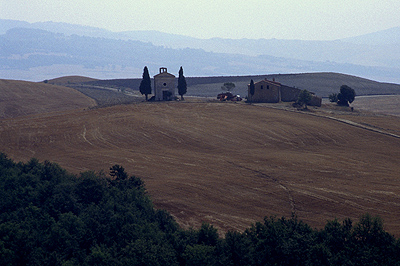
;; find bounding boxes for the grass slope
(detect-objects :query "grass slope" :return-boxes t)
[0,79,96,118]
[1,101,399,236]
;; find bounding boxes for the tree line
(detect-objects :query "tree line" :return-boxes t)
[1,153,399,265]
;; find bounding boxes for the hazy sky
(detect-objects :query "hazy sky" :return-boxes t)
[1,0,400,40]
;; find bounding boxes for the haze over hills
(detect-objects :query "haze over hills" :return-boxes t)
[120,29,400,68]
[1,19,400,84]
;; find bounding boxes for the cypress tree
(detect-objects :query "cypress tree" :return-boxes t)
[249,79,255,103]
[178,66,187,100]
[249,79,255,96]
[139,66,152,101]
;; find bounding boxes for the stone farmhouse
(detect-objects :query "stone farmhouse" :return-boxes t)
[154,67,176,101]
[248,78,322,106]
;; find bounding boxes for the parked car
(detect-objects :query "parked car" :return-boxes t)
[217,92,242,101]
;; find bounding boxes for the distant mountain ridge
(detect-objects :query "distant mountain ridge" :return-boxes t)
[1,19,400,84]
[119,30,400,71]
[0,19,118,39]
[342,26,400,45]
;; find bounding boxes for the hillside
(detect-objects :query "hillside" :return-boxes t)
[1,101,400,236]
[47,75,99,85]
[57,72,400,102]
[0,79,96,118]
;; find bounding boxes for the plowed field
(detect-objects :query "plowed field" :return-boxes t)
[1,101,400,236]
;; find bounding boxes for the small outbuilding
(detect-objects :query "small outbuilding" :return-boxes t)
[154,67,176,101]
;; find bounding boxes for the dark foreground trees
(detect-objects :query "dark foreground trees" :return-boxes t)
[0,154,173,265]
[1,153,399,265]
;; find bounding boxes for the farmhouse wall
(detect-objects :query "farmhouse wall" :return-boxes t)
[281,85,301,102]
[248,78,322,106]
[154,67,176,101]
[248,79,281,103]
[309,95,322,107]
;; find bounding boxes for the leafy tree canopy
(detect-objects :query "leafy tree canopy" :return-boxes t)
[337,85,356,106]
[221,82,235,91]
[0,153,399,265]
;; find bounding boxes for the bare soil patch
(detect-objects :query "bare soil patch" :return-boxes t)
[1,101,399,236]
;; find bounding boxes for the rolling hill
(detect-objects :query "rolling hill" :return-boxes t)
[0,79,96,119]
[47,75,99,85]
[1,90,400,237]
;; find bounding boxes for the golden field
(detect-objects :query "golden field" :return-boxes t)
[1,79,400,236]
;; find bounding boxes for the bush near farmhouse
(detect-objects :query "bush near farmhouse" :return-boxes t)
[296,89,312,109]
[337,85,355,106]
[329,93,338,103]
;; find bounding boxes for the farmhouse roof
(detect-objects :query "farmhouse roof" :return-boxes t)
[253,79,282,86]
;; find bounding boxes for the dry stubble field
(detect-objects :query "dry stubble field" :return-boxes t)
[1,99,400,236]
[0,79,96,119]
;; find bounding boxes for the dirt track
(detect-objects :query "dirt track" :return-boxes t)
[1,101,400,236]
